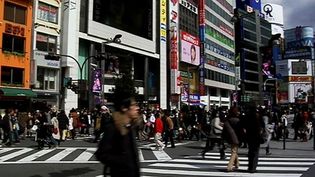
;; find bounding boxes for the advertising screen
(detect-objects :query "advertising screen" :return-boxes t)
[261,46,275,79]
[181,31,200,66]
[92,69,102,93]
[93,0,153,40]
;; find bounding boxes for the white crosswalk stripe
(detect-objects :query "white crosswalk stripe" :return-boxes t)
[140,152,315,177]
[0,146,173,164]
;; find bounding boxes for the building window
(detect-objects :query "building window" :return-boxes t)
[1,66,24,87]
[2,33,25,54]
[4,2,26,24]
[37,2,58,23]
[37,67,57,90]
[36,33,57,52]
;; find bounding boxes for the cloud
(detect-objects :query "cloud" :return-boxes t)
[283,0,315,29]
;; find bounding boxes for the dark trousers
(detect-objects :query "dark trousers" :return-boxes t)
[2,130,12,145]
[248,141,260,171]
[202,137,225,159]
[164,129,175,147]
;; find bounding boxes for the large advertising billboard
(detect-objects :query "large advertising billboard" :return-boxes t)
[181,31,200,66]
[169,0,180,94]
[262,3,284,25]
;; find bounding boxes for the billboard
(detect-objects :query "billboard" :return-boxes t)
[261,46,275,79]
[169,0,180,94]
[92,69,102,93]
[285,26,314,49]
[262,3,284,25]
[181,31,200,66]
[284,47,313,60]
[237,0,261,11]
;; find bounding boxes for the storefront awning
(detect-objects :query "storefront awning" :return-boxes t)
[0,88,37,97]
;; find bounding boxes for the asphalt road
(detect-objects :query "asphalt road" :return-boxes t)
[1,135,315,177]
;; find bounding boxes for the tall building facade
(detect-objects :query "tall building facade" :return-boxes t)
[61,0,164,113]
[277,26,314,105]
[173,0,201,109]
[202,0,236,109]
[0,0,35,111]
[31,0,62,110]
[234,1,272,105]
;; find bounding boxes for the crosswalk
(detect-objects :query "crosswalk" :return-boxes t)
[140,152,315,177]
[2,146,315,177]
[0,145,175,164]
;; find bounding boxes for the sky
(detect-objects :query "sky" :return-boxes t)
[282,0,315,30]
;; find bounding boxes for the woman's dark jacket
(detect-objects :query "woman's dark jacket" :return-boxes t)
[57,113,69,130]
[244,110,265,143]
[222,116,241,145]
[95,112,140,177]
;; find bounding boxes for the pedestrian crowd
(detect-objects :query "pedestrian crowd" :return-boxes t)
[0,102,314,176]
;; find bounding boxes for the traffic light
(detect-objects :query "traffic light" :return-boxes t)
[94,54,105,61]
[64,77,72,89]
[238,81,245,94]
[70,84,79,94]
[45,54,60,61]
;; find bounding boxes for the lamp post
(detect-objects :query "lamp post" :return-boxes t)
[100,34,122,105]
[45,53,100,109]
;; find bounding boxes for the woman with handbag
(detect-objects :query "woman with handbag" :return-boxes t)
[201,109,225,159]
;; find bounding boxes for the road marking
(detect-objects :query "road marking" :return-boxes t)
[138,149,144,161]
[141,168,301,177]
[0,148,14,154]
[149,162,309,171]
[0,148,33,162]
[150,147,172,161]
[18,149,54,162]
[73,148,96,162]
[173,158,315,165]
[45,148,76,162]
[188,153,315,161]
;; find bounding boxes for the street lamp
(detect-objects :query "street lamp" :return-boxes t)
[45,53,101,109]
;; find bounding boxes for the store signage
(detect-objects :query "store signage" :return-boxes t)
[284,47,313,59]
[180,0,198,14]
[5,23,25,36]
[288,76,312,82]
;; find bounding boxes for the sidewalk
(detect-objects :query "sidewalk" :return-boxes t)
[265,138,315,157]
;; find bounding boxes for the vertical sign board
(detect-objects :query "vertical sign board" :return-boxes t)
[160,0,167,41]
[169,0,180,94]
[160,0,168,109]
[199,0,206,96]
